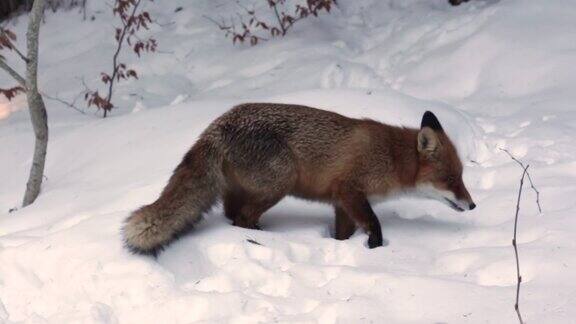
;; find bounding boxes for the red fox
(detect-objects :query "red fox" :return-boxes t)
[123,103,475,256]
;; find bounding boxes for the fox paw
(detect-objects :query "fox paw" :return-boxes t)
[232,221,261,230]
[367,234,383,249]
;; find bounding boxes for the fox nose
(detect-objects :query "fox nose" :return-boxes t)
[469,202,476,210]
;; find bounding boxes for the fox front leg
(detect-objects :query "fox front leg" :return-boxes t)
[334,185,383,249]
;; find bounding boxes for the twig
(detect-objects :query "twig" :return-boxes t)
[0,58,26,87]
[512,165,528,324]
[502,148,543,324]
[42,92,86,114]
[7,42,28,63]
[246,238,263,246]
[203,14,268,45]
[271,2,286,35]
[0,28,28,62]
[202,15,228,31]
[500,148,542,213]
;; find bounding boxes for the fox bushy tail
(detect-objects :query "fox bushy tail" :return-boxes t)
[122,139,223,256]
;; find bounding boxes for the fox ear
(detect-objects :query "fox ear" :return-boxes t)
[421,111,443,131]
[417,127,439,153]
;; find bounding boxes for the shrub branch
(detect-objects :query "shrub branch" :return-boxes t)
[85,0,156,117]
[207,0,336,46]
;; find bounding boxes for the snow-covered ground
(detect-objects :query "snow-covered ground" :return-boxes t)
[1,0,575,322]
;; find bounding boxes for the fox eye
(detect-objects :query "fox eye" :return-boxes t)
[445,176,456,185]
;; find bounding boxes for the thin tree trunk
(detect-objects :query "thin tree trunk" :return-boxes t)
[22,0,47,207]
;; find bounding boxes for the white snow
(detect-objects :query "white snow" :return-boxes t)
[1,0,576,323]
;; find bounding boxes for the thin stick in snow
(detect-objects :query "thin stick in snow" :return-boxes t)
[500,148,542,213]
[512,165,528,324]
[501,148,543,324]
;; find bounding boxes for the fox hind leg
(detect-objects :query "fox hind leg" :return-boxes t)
[221,126,296,230]
[223,188,266,229]
[334,206,357,240]
[232,194,283,230]
[223,189,244,223]
[222,161,293,230]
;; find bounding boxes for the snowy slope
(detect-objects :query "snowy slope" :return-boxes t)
[1,0,576,323]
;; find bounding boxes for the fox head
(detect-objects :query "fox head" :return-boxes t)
[414,111,476,212]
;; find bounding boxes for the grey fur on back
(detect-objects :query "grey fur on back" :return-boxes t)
[214,103,356,172]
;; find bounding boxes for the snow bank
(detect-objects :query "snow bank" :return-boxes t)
[1,0,575,323]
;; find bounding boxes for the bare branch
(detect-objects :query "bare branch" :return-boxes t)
[12,46,29,63]
[271,2,286,35]
[42,92,86,114]
[512,165,528,324]
[203,15,230,31]
[502,148,542,324]
[0,27,29,62]
[500,148,542,213]
[0,58,26,88]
